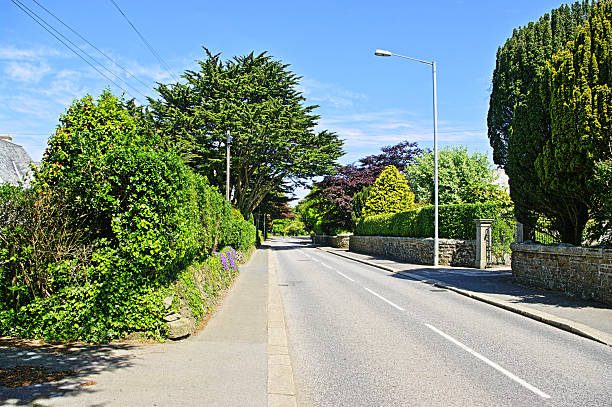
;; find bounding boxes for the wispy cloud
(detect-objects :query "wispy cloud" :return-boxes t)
[5,61,51,82]
[318,108,488,153]
[298,78,367,109]
[0,45,63,61]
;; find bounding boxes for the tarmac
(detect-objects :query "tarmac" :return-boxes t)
[317,246,612,347]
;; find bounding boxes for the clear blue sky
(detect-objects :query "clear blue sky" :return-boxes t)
[1,0,567,166]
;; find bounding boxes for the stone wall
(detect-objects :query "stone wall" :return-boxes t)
[312,234,350,249]
[511,243,612,305]
[349,235,476,267]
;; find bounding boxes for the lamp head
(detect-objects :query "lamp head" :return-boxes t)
[374,49,393,57]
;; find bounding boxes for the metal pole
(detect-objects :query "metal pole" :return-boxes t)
[226,130,231,201]
[432,61,439,267]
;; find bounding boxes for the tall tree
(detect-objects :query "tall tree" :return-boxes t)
[149,49,343,216]
[537,0,612,243]
[487,1,591,240]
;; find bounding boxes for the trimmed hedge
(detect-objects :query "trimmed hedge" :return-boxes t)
[356,203,513,240]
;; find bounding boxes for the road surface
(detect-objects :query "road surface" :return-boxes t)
[271,237,612,406]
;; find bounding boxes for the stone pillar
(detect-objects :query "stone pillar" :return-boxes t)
[474,219,494,269]
[515,222,524,243]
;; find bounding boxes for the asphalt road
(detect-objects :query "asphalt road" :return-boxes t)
[270,238,612,407]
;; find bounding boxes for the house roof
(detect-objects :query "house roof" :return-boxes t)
[0,138,34,186]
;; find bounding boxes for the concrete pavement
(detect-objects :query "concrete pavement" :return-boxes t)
[318,245,612,347]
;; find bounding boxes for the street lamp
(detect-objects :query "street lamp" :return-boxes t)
[374,48,440,266]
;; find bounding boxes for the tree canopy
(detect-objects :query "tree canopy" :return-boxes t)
[149,49,343,216]
[405,146,509,206]
[299,141,423,234]
[487,0,611,244]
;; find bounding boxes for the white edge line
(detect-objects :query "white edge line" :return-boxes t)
[335,270,355,282]
[424,323,551,399]
[364,287,405,311]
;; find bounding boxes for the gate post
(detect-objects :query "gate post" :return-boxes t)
[474,219,494,269]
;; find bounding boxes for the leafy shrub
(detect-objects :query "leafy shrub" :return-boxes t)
[363,165,415,218]
[271,218,306,236]
[0,91,256,343]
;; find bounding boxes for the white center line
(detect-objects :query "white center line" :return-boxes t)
[335,270,355,282]
[363,287,405,311]
[424,323,551,399]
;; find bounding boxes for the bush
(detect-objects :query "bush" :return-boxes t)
[0,91,256,343]
[363,165,415,218]
[356,202,513,241]
[271,218,306,236]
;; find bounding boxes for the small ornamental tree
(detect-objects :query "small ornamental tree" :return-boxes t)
[363,165,415,218]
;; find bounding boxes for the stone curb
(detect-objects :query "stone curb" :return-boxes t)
[267,249,298,407]
[318,247,612,347]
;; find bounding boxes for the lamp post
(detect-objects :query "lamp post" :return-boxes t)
[374,49,439,266]
[226,130,231,201]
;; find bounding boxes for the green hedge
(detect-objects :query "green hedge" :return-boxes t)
[0,92,256,343]
[356,203,513,240]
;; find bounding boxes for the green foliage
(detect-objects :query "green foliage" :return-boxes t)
[486,1,612,244]
[536,0,612,244]
[271,218,306,236]
[351,186,371,223]
[150,49,343,216]
[356,202,512,241]
[405,146,509,205]
[362,165,415,218]
[0,91,256,343]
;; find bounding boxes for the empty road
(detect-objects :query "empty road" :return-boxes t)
[271,238,612,406]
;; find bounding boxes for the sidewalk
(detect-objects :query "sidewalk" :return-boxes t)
[318,246,612,347]
[1,248,272,406]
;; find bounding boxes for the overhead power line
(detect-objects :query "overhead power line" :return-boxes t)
[30,0,154,91]
[9,0,146,102]
[109,0,180,82]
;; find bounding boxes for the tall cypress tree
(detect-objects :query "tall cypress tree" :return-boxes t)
[536,0,612,243]
[487,1,591,240]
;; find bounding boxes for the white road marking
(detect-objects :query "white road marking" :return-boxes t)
[363,287,405,311]
[335,270,355,282]
[424,323,551,399]
[320,262,333,269]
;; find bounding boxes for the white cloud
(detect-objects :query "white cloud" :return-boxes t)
[299,78,367,109]
[318,108,489,152]
[0,45,62,61]
[5,61,51,83]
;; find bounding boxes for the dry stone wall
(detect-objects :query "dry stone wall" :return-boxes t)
[511,243,612,305]
[349,235,476,267]
[312,234,350,249]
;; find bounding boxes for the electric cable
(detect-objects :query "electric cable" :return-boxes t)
[109,0,180,82]
[30,0,154,91]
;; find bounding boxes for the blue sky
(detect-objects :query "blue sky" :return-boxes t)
[1,0,567,167]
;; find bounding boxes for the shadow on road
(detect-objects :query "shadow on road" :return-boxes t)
[0,338,137,405]
[390,266,611,311]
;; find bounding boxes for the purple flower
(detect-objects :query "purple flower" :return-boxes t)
[219,252,229,272]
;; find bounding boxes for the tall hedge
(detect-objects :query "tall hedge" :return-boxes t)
[0,92,255,343]
[356,203,513,240]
